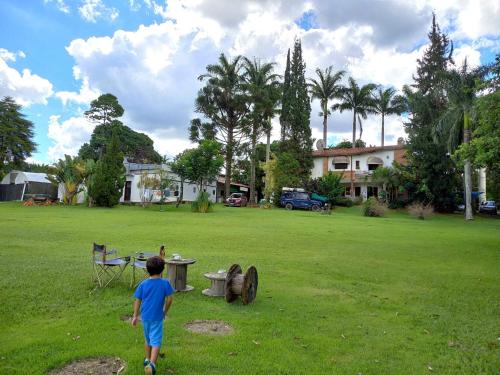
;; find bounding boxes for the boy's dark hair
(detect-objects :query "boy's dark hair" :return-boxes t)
[146,256,165,275]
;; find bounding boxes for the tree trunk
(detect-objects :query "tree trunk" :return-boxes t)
[478,168,486,203]
[225,126,234,200]
[350,112,356,198]
[265,129,271,163]
[249,123,257,205]
[176,177,184,208]
[463,112,473,221]
[323,109,328,146]
[352,110,356,148]
[381,113,385,147]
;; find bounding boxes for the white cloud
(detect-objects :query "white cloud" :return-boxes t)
[0,49,53,106]
[44,0,70,14]
[52,0,499,161]
[56,77,100,105]
[79,0,119,23]
[47,115,95,161]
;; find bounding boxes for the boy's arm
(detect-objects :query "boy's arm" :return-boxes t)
[132,298,141,326]
[164,296,173,318]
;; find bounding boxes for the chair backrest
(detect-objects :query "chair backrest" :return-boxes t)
[93,243,107,261]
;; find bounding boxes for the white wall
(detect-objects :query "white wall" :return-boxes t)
[121,171,217,204]
[312,158,324,179]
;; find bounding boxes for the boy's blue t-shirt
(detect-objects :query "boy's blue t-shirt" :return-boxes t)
[134,278,175,321]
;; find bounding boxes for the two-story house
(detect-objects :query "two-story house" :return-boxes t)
[311,143,406,200]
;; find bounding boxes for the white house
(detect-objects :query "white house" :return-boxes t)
[121,160,218,204]
[312,143,407,200]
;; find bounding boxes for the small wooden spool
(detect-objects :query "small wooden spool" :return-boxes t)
[202,272,227,297]
[225,264,258,305]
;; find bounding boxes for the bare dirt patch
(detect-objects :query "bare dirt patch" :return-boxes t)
[184,320,233,335]
[50,357,125,375]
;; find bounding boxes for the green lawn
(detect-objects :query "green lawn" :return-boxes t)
[0,202,498,374]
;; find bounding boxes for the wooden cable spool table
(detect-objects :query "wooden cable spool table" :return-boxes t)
[225,264,258,304]
[165,258,196,292]
[202,271,227,297]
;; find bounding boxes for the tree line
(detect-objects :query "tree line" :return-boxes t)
[1,14,498,217]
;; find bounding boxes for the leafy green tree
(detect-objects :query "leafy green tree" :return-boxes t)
[49,155,85,205]
[191,53,248,199]
[279,39,313,185]
[243,57,281,204]
[309,66,345,145]
[170,150,190,208]
[88,131,125,207]
[333,139,366,149]
[0,97,36,177]
[403,14,459,212]
[79,121,161,163]
[372,87,406,146]
[273,152,301,205]
[184,140,224,191]
[84,93,124,126]
[313,172,343,205]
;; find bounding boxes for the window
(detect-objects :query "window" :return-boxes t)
[355,187,361,197]
[345,186,351,196]
[334,163,348,170]
[193,187,196,193]
[174,190,179,197]
[212,190,216,195]
[296,193,309,200]
[355,160,360,169]
[368,164,380,170]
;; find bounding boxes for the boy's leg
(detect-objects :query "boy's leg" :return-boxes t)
[148,321,164,367]
[150,346,160,365]
[144,343,152,360]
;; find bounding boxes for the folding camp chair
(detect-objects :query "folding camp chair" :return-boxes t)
[92,243,130,290]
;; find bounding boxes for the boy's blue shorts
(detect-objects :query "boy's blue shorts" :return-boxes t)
[143,320,163,347]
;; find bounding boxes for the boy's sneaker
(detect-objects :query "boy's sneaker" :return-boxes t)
[144,362,156,375]
[143,359,150,367]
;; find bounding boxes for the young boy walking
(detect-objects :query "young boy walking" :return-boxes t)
[132,256,174,375]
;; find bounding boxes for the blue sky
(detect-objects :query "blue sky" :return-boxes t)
[0,0,498,164]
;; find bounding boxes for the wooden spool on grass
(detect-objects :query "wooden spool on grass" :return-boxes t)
[225,264,258,305]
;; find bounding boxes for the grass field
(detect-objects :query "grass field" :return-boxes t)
[0,202,499,374]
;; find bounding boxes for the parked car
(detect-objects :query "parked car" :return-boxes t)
[280,191,324,211]
[225,193,247,207]
[478,200,497,215]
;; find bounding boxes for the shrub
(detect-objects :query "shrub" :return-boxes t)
[408,202,434,220]
[388,199,408,209]
[335,197,354,207]
[362,197,387,217]
[191,192,212,213]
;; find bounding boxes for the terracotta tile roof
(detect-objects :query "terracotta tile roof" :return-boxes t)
[313,144,405,157]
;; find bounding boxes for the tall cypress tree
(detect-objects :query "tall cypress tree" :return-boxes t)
[280,49,292,141]
[89,131,125,207]
[280,39,313,184]
[404,14,459,212]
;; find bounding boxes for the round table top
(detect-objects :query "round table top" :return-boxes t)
[134,252,159,260]
[165,258,196,265]
[203,272,227,280]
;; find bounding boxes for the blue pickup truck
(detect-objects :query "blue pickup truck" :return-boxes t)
[280,191,325,211]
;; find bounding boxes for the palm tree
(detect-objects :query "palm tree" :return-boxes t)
[333,77,377,148]
[49,155,85,205]
[194,53,248,199]
[437,60,483,220]
[309,67,345,146]
[333,77,376,197]
[372,87,406,146]
[243,57,281,204]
